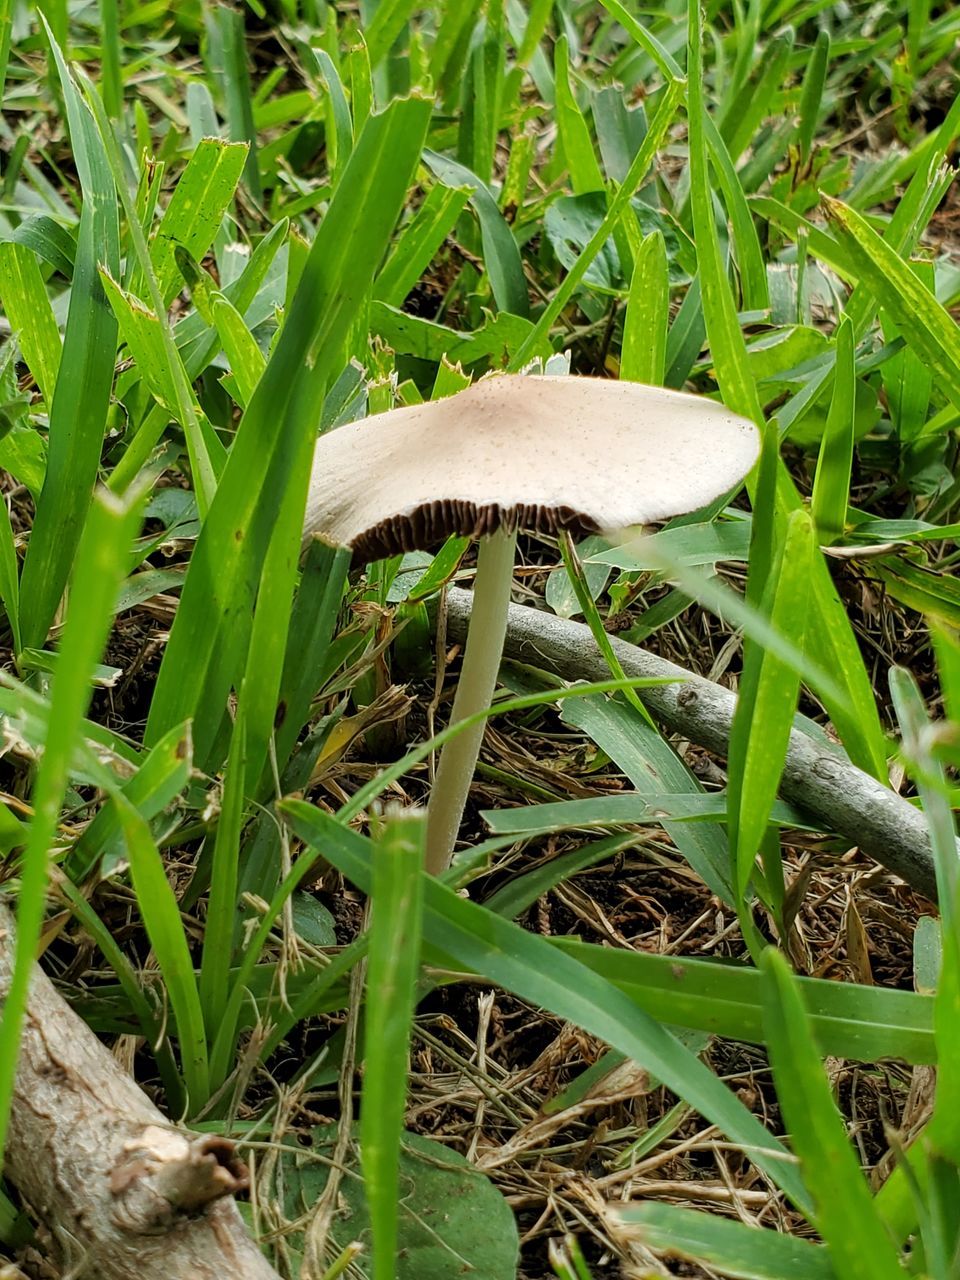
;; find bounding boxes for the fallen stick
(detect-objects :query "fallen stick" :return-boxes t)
[0,902,280,1280]
[444,587,942,900]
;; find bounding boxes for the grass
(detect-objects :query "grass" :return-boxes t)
[0,1,958,1276]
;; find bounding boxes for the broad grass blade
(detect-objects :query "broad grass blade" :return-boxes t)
[0,242,62,405]
[19,25,120,649]
[610,1202,834,1279]
[281,801,811,1210]
[728,510,813,898]
[116,794,210,1110]
[761,949,904,1279]
[555,937,934,1065]
[146,94,432,772]
[361,808,426,1280]
[0,486,143,1165]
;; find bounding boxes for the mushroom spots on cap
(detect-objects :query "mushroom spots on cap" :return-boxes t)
[303,375,761,556]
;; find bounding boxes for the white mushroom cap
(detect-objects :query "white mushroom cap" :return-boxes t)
[304,375,760,560]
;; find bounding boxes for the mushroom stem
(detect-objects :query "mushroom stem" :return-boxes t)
[425,526,519,874]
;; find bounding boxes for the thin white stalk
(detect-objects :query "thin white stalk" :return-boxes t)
[425,527,518,874]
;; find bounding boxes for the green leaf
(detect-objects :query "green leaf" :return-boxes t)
[116,794,210,1109]
[761,950,904,1279]
[555,936,934,1066]
[422,149,529,317]
[198,709,246,1069]
[63,719,193,882]
[375,181,471,308]
[212,294,265,408]
[622,230,668,384]
[825,194,960,413]
[554,34,604,193]
[511,76,685,368]
[686,3,762,423]
[282,1128,519,1279]
[555,681,735,903]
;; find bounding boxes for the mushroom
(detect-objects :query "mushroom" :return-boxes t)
[303,374,759,875]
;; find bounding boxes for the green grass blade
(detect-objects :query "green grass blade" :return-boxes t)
[825,195,960,412]
[375,181,471,307]
[0,486,143,1166]
[728,510,814,898]
[557,691,736,904]
[596,0,683,80]
[361,808,426,1280]
[116,793,210,1110]
[63,719,192,882]
[58,876,185,1111]
[422,149,529,317]
[703,113,769,312]
[98,0,123,119]
[281,801,810,1211]
[0,242,62,406]
[365,0,418,68]
[554,34,604,193]
[511,75,684,368]
[199,710,246,1055]
[0,492,20,654]
[18,23,120,649]
[204,5,261,201]
[272,539,351,778]
[811,318,855,542]
[622,230,668,384]
[145,93,433,770]
[553,936,934,1065]
[612,1203,835,1279]
[149,138,248,306]
[761,949,904,1279]
[797,29,830,166]
[686,1,762,423]
[212,295,265,407]
[890,666,960,1165]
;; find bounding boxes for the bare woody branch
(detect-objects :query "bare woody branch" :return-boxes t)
[0,903,280,1280]
[444,587,942,901]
